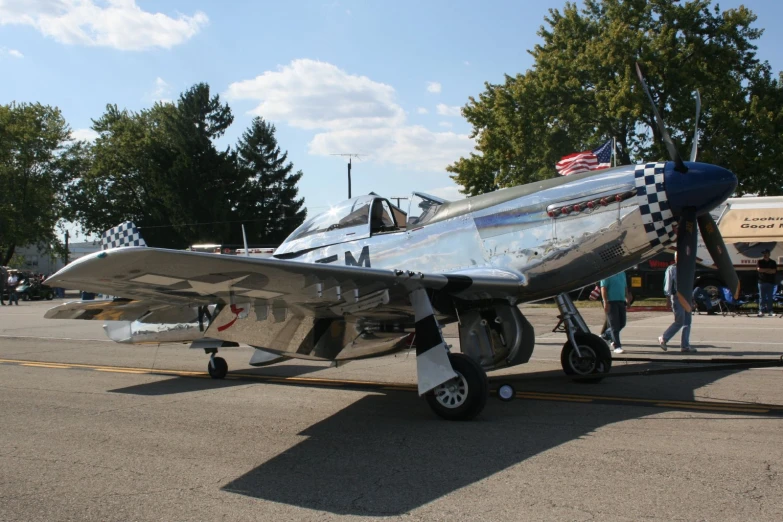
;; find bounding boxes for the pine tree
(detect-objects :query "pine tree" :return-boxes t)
[236,117,306,244]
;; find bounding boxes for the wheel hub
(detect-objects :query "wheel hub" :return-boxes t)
[434,372,469,409]
[569,345,598,375]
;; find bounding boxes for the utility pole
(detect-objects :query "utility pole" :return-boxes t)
[330,153,361,198]
[63,230,69,266]
[390,196,409,208]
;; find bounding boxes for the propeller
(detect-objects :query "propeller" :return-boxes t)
[635,63,687,173]
[635,63,740,310]
[690,90,701,162]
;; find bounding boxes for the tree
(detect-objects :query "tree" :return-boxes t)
[0,102,80,265]
[68,84,245,248]
[449,0,783,196]
[235,117,306,244]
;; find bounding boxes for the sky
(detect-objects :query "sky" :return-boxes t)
[1,0,782,241]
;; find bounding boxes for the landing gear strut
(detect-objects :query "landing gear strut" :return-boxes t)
[554,293,612,381]
[409,287,489,421]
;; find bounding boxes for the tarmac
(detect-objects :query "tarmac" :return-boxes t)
[1,299,782,521]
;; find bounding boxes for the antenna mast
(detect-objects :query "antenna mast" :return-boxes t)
[330,153,361,198]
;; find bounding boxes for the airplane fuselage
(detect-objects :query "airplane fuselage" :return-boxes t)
[274,162,677,302]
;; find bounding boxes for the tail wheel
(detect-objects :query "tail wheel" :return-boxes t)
[425,353,489,421]
[561,333,612,382]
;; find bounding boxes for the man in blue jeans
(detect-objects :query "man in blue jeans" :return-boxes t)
[659,253,696,353]
[600,271,632,354]
[756,249,777,317]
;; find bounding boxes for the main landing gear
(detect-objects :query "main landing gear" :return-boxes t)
[554,293,612,381]
[425,353,489,421]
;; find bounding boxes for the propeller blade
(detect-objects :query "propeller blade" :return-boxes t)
[697,213,740,298]
[690,90,701,162]
[635,62,687,173]
[676,210,698,312]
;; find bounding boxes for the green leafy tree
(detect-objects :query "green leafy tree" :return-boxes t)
[69,84,245,248]
[449,0,783,196]
[0,103,80,265]
[235,117,306,244]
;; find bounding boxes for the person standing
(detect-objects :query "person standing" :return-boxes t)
[659,253,697,353]
[756,248,777,317]
[0,266,6,305]
[7,271,19,306]
[600,271,631,354]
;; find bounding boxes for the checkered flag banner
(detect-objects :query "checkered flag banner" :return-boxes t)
[635,162,676,248]
[101,222,147,250]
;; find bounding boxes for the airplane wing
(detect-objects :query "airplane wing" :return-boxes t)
[46,247,524,320]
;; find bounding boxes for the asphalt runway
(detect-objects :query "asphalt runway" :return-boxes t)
[1,301,783,521]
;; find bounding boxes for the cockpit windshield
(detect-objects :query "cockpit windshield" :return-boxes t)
[407,192,446,229]
[282,195,375,244]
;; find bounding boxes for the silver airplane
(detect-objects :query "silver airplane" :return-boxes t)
[44,65,740,421]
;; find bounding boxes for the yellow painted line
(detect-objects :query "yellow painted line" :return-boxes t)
[2,357,781,415]
[95,368,152,375]
[20,363,73,369]
[517,393,592,403]
[654,402,769,414]
[518,391,772,409]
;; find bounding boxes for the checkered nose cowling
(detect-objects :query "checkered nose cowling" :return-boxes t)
[101,222,147,250]
[634,162,676,248]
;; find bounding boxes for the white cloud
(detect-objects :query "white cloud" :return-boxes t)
[227,59,474,173]
[71,128,99,142]
[0,46,23,58]
[426,81,442,94]
[464,61,470,66]
[308,126,473,172]
[416,107,428,114]
[427,185,466,201]
[0,0,208,51]
[149,77,172,103]
[437,103,461,117]
[438,121,452,129]
[0,46,24,58]
[227,59,405,130]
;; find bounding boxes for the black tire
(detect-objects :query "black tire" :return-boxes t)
[208,356,228,379]
[22,294,29,301]
[425,353,489,421]
[560,333,612,382]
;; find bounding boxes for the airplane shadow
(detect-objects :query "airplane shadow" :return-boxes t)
[109,365,325,396]
[220,365,778,516]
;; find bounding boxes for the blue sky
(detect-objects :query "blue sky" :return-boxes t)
[1,0,781,240]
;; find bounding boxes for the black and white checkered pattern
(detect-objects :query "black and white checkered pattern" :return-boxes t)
[101,222,147,250]
[635,162,676,247]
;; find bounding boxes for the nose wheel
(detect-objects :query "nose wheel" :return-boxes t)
[425,353,489,421]
[208,355,228,379]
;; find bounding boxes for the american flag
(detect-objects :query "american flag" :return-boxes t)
[556,139,614,176]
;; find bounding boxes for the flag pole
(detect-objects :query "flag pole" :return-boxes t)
[612,137,617,167]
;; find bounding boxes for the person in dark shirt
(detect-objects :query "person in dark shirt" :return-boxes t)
[757,249,777,317]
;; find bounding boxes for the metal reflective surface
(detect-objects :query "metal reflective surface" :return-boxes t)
[46,159,735,366]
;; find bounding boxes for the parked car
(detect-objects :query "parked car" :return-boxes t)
[15,277,55,301]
